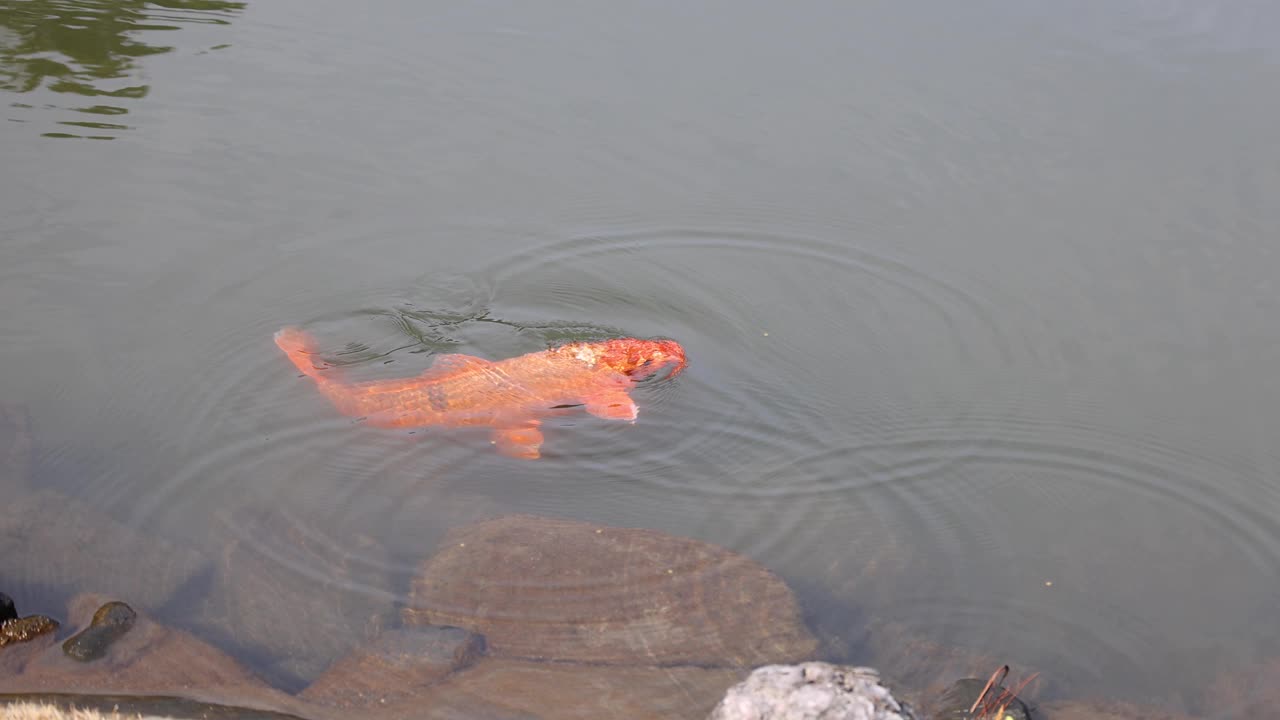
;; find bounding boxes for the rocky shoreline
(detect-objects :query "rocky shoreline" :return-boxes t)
[0,403,1255,719]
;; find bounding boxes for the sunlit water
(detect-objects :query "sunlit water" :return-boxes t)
[3,0,1280,711]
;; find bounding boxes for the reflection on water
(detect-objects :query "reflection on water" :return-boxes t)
[0,0,244,138]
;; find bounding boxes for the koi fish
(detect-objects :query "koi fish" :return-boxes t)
[274,327,686,459]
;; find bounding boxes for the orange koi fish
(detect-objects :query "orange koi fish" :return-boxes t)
[274,327,686,459]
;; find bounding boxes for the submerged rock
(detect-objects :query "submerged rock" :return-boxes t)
[1038,700,1195,720]
[0,596,60,677]
[301,625,486,708]
[0,489,209,618]
[1,403,210,628]
[927,677,1032,720]
[0,593,310,719]
[408,657,743,720]
[0,592,60,653]
[2,592,18,623]
[706,663,914,720]
[0,615,59,646]
[404,514,819,666]
[1201,656,1280,720]
[1,615,60,648]
[198,508,391,691]
[61,601,137,662]
[295,513,821,718]
[863,619,1044,704]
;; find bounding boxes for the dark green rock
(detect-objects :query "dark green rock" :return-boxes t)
[61,600,137,662]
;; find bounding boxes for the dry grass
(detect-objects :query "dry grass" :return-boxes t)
[0,702,157,720]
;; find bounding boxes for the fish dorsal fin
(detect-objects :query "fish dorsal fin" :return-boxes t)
[419,353,493,381]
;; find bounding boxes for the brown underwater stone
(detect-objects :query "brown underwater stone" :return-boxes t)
[401,658,744,720]
[300,625,486,708]
[0,489,209,616]
[1,404,209,614]
[865,618,1046,706]
[1201,656,1280,720]
[198,508,391,691]
[1038,699,1196,720]
[403,514,820,667]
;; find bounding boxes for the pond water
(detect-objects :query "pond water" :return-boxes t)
[3,0,1280,711]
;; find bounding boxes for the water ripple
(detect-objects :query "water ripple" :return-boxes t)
[111,225,1280,696]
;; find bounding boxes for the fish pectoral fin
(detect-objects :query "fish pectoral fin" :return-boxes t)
[491,424,544,460]
[274,327,332,380]
[420,353,494,381]
[584,391,638,422]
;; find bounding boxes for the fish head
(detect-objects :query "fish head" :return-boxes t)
[591,338,687,380]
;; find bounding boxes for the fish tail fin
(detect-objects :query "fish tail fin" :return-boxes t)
[274,327,333,381]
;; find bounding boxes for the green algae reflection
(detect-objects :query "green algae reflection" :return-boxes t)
[0,0,245,139]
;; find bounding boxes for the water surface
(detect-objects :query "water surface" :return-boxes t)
[2,0,1280,710]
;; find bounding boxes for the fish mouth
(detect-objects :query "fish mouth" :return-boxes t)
[657,340,687,380]
[645,347,687,381]
[637,365,681,383]
[665,357,687,379]
[666,343,688,378]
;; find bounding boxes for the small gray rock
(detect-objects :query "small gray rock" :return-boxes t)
[707,663,915,720]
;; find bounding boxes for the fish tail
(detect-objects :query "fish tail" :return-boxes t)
[274,326,333,381]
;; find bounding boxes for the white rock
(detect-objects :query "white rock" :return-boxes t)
[707,663,914,720]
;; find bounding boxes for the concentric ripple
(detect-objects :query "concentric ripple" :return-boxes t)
[474,227,1280,700]
[474,227,1017,478]
[821,409,1276,697]
[100,225,1280,697]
